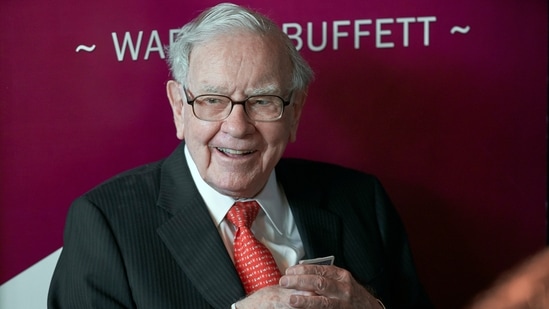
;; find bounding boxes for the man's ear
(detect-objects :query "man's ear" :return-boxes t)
[288,89,308,143]
[167,80,185,140]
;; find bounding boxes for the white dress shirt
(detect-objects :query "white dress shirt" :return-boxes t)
[184,146,305,274]
[185,147,386,309]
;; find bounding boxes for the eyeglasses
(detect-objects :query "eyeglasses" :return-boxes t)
[184,88,292,122]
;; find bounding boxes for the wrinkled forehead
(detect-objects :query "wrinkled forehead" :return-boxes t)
[187,31,293,94]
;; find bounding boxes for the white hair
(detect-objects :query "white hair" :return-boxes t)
[166,3,313,91]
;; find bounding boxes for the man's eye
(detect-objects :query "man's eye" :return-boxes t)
[250,97,274,105]
[201,97,224,104]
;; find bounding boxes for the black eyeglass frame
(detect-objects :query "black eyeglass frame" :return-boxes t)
[183,87,293,122]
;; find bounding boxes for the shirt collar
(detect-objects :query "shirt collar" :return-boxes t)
[184,145,285,235]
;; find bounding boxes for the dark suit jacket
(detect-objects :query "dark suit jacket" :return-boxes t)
[48,143,432,308]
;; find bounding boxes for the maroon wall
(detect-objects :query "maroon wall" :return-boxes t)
[1,1,546,308]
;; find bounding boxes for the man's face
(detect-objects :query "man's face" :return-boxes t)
[167,31,306,198]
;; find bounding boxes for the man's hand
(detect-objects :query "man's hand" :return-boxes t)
[278,264,383,309]
[234,285,315,309]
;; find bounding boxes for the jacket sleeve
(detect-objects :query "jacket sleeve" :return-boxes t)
[48,196,134,309]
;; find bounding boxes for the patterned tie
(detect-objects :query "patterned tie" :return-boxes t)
[226,200,281,294]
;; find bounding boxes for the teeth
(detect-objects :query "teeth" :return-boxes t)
[217,147,254,155]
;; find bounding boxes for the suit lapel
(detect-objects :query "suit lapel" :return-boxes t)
[277,159,384,283]
[153,146,348,307]
[156,144,244,308]
[290,202,343,264]
[276,162,345,268]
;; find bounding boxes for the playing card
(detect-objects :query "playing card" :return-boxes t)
[298,255,335,265]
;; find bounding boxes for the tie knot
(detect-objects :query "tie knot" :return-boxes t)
[227,200,260,229]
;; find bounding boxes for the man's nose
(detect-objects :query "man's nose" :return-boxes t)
[221,104,254,136]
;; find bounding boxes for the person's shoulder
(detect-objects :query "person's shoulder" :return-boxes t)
[277,157,381,186]
[278,157,375,177]
[109,160,165,183]
[79,159,166,208]
[277,158,391,214]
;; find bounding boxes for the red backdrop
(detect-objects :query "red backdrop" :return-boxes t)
[1,1,546,308]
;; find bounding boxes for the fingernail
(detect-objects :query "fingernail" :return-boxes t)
[289,295,300,306]
[279,276,289,287]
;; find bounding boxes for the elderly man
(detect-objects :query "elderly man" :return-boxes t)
[48,3,432,309]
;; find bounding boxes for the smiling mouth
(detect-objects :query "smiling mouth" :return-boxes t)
[216,147,256,155]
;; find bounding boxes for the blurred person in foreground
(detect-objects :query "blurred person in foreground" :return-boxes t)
[48,3,432,309]
[466,247,549,309]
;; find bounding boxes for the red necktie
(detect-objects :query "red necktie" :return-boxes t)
[226,200,281,294]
